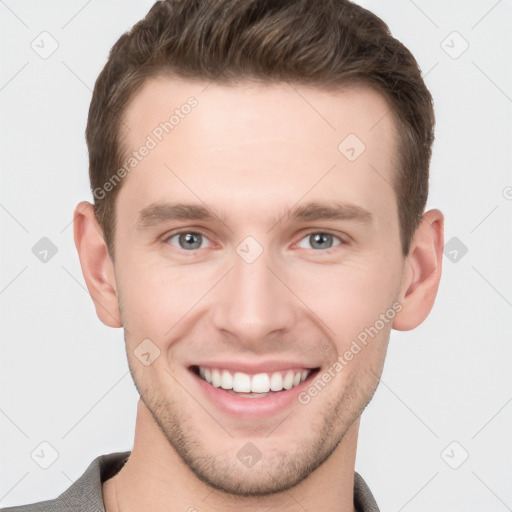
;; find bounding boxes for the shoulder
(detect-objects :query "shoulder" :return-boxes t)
[1,451,130,512]
[354,471,380,512]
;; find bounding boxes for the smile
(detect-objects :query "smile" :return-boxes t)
[188,362,320,418]
[194,366,311,393]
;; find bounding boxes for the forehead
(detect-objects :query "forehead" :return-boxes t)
[121,76,396,154]
[117,76,399,228]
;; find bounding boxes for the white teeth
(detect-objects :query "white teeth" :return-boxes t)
[251,373,270,393]
[220,369,233,389]
[197,366,311,393]
[233,372,251,392]
[211,368,222,388]
[270,372,283,391]
[283,370,294,390]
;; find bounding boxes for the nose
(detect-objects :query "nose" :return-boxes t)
[211,244,298,348]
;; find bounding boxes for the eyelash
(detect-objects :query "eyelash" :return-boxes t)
[163,229,345,253]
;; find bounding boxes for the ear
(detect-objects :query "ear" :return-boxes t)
[73,201,122,328]
[393,209,444,331]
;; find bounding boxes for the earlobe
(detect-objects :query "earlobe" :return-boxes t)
[73,201,122,328]
[393,209,444,331]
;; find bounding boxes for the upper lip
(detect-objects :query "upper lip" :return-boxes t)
[189,360,319,374]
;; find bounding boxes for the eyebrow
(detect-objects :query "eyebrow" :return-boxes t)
[134,201,373,229]
[273,201,373,226]
[135,202,218,229]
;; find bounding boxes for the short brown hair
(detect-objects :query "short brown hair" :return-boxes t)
[86,0,434,260]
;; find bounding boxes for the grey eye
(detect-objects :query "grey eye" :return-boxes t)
[167,232,206,250]
[297,233,341,250]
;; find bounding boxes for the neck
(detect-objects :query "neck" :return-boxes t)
[104,399,359,512]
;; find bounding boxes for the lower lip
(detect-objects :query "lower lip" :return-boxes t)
[189,367,319,420]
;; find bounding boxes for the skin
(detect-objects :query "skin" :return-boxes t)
[74,77,444,511]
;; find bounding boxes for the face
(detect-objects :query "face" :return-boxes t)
[111,76,406,495]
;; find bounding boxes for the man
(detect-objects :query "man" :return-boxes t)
[4,0,443,510]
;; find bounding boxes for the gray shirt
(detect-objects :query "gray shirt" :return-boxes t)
[2,451,380,511]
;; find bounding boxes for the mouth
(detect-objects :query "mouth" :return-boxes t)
[189,364,320,399]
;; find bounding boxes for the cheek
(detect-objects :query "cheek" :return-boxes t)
[116,255,217,339]
[284,257,401,343]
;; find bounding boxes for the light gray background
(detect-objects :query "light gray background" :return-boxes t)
[1,0,511,510]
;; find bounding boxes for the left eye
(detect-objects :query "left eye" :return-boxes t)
[166,232,211,251]
[297,232,342,250]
